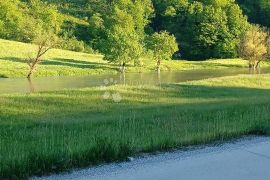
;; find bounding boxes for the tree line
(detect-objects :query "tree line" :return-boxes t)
[1,0,270,77]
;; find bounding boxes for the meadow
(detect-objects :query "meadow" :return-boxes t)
[1,39,270,78]
[1,74,270,179]
[1,0,270,178]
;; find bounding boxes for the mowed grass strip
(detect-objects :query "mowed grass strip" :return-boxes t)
[1,39,269,78]
[1,74,270,179]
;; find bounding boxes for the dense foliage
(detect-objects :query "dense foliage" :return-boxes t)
[0,0,269,60]
[146,31,178,69]
[151,0,249,59]
[237,0,270,27]
[0,0,62,42]
[97,0,153,65]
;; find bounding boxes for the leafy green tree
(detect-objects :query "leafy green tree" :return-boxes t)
[101,6,143,68]
[99,0,153,69]
[25,0,63,38]
[237,0,270,27]
[146,31,178,71]
[0,0,63,43]
[0,0,28,41]
[151,0,248,60]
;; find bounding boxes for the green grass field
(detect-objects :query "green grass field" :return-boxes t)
[1,74,270,179]
[1,39,269,78]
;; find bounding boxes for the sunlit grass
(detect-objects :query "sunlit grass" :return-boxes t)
[0,74,270,178]
[1,39,269,78]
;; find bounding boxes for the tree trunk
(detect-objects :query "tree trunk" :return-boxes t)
[27,78,35,93]
[255,60,261,69]
[121,62,126,73]
[27,68,34,79]
[157,59,161,72]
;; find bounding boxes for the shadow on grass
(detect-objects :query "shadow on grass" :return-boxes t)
[4,84,270,124]
[121,83,270,101]
[0,57,118,71]
[0,57,24,63]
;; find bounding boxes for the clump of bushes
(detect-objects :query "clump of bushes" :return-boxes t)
[58,36,85,52]
[57,32,97,53]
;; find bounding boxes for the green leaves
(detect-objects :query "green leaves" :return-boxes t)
[146,31,178,68]
[0,0,27,41]
[0,0,62,43]
[1,0,268,61]
[100,0,153,64]
[237,0,270,27]
[152,0,248,60]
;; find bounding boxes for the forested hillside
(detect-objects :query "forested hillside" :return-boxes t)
[1,0,270,60]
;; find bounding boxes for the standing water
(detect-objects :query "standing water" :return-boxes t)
[0,68,270,94]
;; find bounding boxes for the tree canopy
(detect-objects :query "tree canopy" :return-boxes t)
[0,0,269,61]
[146,31,178,69]
[151,0,249,59]
[237,0,270,27]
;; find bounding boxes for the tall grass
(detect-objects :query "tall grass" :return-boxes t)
[0,74,270,179]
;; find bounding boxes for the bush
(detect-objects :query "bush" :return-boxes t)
[84,45,99,54]
[58,36,85,52]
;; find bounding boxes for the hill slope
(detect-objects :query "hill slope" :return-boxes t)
[1,39,269,78]
[0,39,108,78]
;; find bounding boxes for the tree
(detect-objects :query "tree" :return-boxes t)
[26,31,58,79]
[98,0,154,71]
[146,31,178,71]
[0,0,63,43]
[0,0,28,41]
[151,0,248,60]
[237,0,270,27]
[102,6,144,71]
[26,0,63,34]
[239,25,268,70]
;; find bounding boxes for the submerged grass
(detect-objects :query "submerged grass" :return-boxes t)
[1,39,270,78]
[0,74,270,178]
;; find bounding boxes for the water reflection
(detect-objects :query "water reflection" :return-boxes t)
[249,67,262,74]
[0,67,270,94]
[28,78,35,93]
[119,72,126,84]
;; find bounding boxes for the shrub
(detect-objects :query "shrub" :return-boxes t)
[58,36,85,52]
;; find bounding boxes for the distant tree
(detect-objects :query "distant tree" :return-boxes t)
[237,0,270,27]
[27,0,63,32]
[0,0,27,41]
[151,0,248,60]
[146,31,178,71]
[101,6,143,72]
[25,0,63,41]
[0,0,62,43]
[26,31,58,79]
[267,30,270,58]
[99,0,153,71]
[239,25,268,70]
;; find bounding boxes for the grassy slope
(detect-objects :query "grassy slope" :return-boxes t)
[1,74,270,178]
[1,39,269,78]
